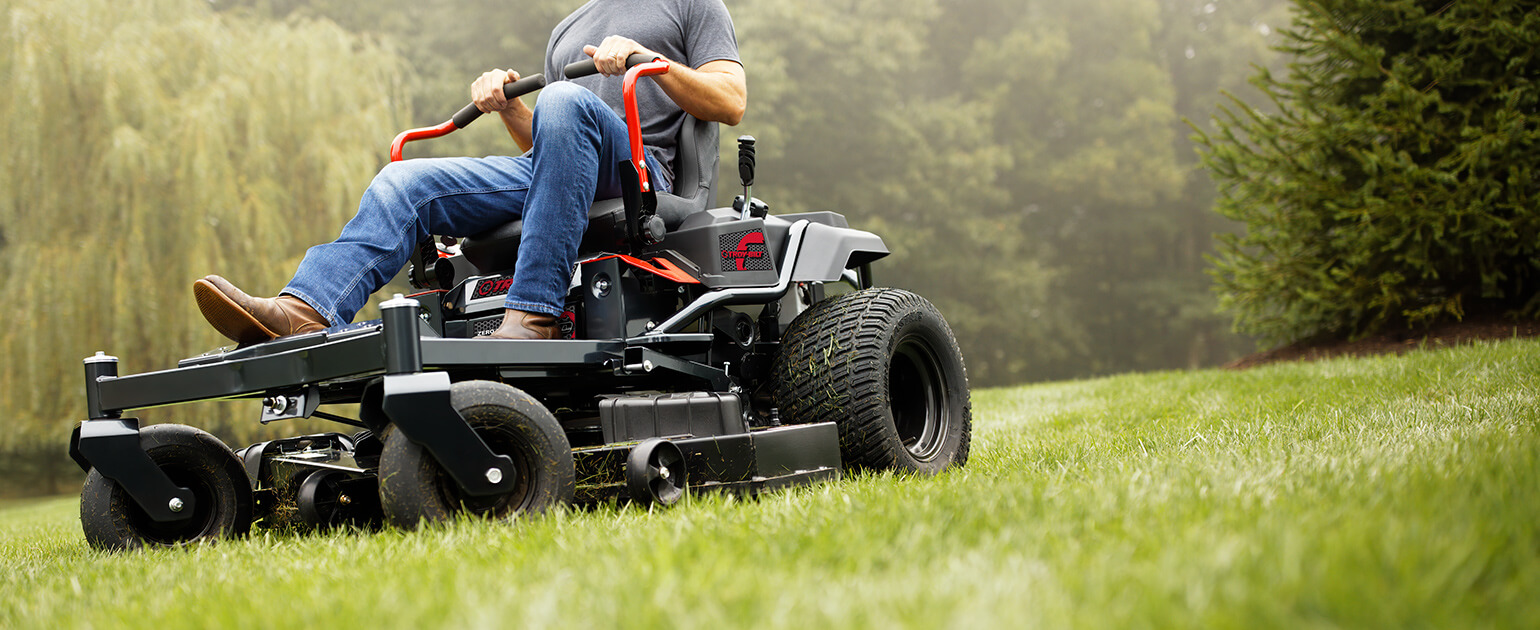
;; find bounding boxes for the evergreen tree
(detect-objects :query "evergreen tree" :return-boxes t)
[1195,0,1540,343]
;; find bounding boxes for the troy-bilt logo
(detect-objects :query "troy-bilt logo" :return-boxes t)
[720,230,770,272]
[472,275,515,299]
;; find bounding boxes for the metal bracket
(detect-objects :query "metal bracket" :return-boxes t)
[260,384,321,424]
[617,346,734,391]
[380,372,515,497]
[69,418,196,522]
[376,294,513,497]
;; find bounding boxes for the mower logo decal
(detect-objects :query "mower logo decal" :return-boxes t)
[720,230,771,272]
[558,310,577,339]
[472,275,516,299]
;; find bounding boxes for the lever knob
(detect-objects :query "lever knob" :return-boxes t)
[642,215,667,246]
[737,135,756,187]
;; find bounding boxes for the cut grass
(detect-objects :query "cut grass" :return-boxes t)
[2,339,1536,628]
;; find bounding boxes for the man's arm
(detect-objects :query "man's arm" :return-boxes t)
[469,34,746,152]
[585,36,747,126]
[471,69,535,152]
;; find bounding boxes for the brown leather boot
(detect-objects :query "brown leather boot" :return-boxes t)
[482,308,559,340]
[193,275,330,344]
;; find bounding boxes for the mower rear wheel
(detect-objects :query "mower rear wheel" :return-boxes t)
[378,380,574,528]
[79,424,253,551]
[772,288,972,474]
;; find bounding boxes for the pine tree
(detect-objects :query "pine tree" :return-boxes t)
[1194,0,1540,344]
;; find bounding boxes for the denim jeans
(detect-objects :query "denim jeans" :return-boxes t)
[283,81,670,324]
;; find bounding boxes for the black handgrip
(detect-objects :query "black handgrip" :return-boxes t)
[737,135,756,187]
[450,73,548,129]
[562,53,660,80]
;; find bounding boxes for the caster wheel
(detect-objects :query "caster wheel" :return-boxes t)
[626,438,687,507]
[378,380,575,529]
[79,424,253,551]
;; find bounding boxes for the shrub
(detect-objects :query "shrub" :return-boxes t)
[1194,0,1540,344]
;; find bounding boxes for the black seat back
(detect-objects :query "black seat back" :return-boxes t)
[461,114,719,275]
[659,114,719,224]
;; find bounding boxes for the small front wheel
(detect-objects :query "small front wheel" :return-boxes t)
[378,380,575,528]
[79,424,253,551]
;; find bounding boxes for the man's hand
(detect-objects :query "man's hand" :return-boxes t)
[584,36,658,76]
[473,69,534,152]
[472,69,532,116]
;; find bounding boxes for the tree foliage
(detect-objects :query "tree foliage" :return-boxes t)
[1195,0,1540,343]
[0,0,407,457]
[734,0,1291,381]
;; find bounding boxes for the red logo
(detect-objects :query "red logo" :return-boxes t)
[472,275,515,299]
[558,310,577,339]
[723,232,766,271]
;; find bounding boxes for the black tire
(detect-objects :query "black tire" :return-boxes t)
[79,424,253,551]
[772,288,971,474]
[625,438,688,507]
[295,469,349,529]
[378,380,575,529]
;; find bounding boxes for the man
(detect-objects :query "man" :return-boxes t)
[193,0,745,342]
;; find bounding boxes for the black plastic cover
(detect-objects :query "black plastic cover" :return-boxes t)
[599,392,746,443]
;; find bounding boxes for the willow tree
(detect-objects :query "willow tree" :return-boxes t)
[0,0,409,476]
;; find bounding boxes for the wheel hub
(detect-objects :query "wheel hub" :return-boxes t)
[889,334,950,462]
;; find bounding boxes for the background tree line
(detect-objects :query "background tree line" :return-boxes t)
[1,0,1288,493]
[215,0,1292,382]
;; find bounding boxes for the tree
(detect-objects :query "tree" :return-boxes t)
[1194,0,1540,344]
[0,0,409,474]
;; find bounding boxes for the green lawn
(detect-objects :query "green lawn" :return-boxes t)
[3,339,1536,628]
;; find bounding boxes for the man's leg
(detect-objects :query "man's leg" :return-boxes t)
[488,81,669,339]
[501,82,634,318]
[199,82,669,343]
[198,155,536,342]
[284,155,536,325]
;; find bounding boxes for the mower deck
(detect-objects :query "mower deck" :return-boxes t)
[74,300,842,524]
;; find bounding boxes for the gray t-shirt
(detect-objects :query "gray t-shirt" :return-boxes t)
[544,0,741,184]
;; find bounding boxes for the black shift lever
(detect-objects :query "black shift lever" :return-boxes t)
[738,135,756,188]
[735,136,767,219]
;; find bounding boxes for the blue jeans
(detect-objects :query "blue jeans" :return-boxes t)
[283,82,670,324]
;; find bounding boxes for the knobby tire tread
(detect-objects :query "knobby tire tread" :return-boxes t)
[772,288,971,473]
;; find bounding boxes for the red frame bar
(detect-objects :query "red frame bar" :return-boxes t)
[392,59,672,191]
[622,60,672,193]
[390,121,459,162]
[581,253,700,285]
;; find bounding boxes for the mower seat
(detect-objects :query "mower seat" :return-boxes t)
[461,115,720,275]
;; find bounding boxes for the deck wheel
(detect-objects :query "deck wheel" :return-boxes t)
[295,469,381,530]
[626,438,688,507]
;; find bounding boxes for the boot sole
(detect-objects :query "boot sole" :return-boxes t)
[193,279,279,344]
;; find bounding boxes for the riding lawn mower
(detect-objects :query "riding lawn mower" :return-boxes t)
[68,55,972,550]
